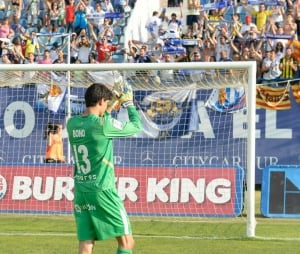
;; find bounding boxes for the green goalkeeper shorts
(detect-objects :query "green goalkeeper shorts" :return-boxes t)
[74,188,132,241]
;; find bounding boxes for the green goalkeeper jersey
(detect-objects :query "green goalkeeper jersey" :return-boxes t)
[67,106,142,193]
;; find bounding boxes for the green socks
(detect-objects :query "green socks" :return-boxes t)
[116,248,132,254]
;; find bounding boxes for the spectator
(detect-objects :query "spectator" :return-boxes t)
[274,41,285,61]
[24,51,36,64]
[180,26,199,58]
[130,44,156,81]
[10,12,25,36]
[167,6,183,38]
[10,0,22,20]
[43,0,56,27]
[0,0,5,13]
[261,49,282,82]
[186,0,201,27]
[240,15,258,39]
[90,1,106,34]
[98,18,114,42]
[84,0,94,17]
[49,42,60,61]
[88,52,98,63]
[201,37,216,62]
[65,0,76,33]
[23,52,37,80]
[70,32,79,63]
[191,21,203,39]
[76,33,91,63]
[243,4,273,32]
[146,11,162,40]
[218,49,233,77]
[90,25,120,63]
[168,0,182,7]
[189,49,202,62]
[0,17,15,40]
[49,1,61,27]
[158,7,169,31]
[270,5,284,27]
[113,0,129,13]
[268,23,290,52]
[159,53,175,81]
[279,47,298,80]
[20,30,40,59]
[215,34,231,61]
[1,52,11,64]
[240,47,250,61]
[38,49,53,64]
[73,0,88,35]
[248,47,263,79]
[291,0,300,38]
[282,14,297,36]
[204,6,227,21]
[27,0,40,28]
[230,13,242,39]
[44,123,65,163]
[9,36,25,63]
[101,0,114,13]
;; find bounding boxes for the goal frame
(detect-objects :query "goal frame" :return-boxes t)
[0,61,256,237]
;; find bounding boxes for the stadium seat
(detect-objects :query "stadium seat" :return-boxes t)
[113,25,122,36]
[19,18,27,28]
[58,26,66,34]
[112,53,125,63]
[39,27,49,34]
[26,27,38,34]
[0,10,4,21]
[118,35,125,44]
[20,9,27,19]
[111,36,119,46]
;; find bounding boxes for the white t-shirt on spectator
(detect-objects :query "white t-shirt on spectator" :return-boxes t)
[240,23,257,35]
[78,46,90,63]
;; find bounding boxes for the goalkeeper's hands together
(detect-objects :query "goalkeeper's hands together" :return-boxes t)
[118,82,134,108]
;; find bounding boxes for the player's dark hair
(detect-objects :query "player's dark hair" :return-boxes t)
[85,83,113,107]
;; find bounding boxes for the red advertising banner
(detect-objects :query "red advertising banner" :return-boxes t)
[0,165,244,217]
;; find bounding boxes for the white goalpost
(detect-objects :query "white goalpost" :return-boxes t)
[0,61,256,238]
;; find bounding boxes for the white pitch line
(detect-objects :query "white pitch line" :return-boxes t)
[0,232,299,241]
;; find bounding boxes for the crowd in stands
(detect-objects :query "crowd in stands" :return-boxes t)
[0,0,135,65]
[0,0,300,85]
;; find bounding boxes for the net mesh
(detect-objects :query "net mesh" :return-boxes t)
[0,63,255,237]
[0,65,248,90]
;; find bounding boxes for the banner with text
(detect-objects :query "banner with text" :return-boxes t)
[1,87,300,184]
[0,165,244,216]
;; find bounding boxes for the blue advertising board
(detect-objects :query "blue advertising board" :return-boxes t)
[261,165,300,218]
[0,86,300,184]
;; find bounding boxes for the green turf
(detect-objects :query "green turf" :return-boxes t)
[0,191,299,254]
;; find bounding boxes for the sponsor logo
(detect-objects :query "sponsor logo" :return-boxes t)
[0,175,7,200]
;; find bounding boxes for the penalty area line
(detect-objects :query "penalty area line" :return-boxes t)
[0,232,243,240]
[0,232,299,241]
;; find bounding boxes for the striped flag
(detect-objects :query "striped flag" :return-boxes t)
[291,83,300,104]
[256,85,291,110]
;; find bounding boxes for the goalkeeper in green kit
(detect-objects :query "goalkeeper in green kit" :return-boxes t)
[67,81,142,254]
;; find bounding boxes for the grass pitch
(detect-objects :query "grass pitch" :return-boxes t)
[0,191,300,254]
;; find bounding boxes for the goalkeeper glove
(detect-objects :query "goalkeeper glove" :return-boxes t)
[118,82,134,108]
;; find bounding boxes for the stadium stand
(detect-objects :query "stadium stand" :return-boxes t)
[0,0,299,84]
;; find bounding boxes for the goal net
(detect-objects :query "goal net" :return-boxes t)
[0,62,256,238]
